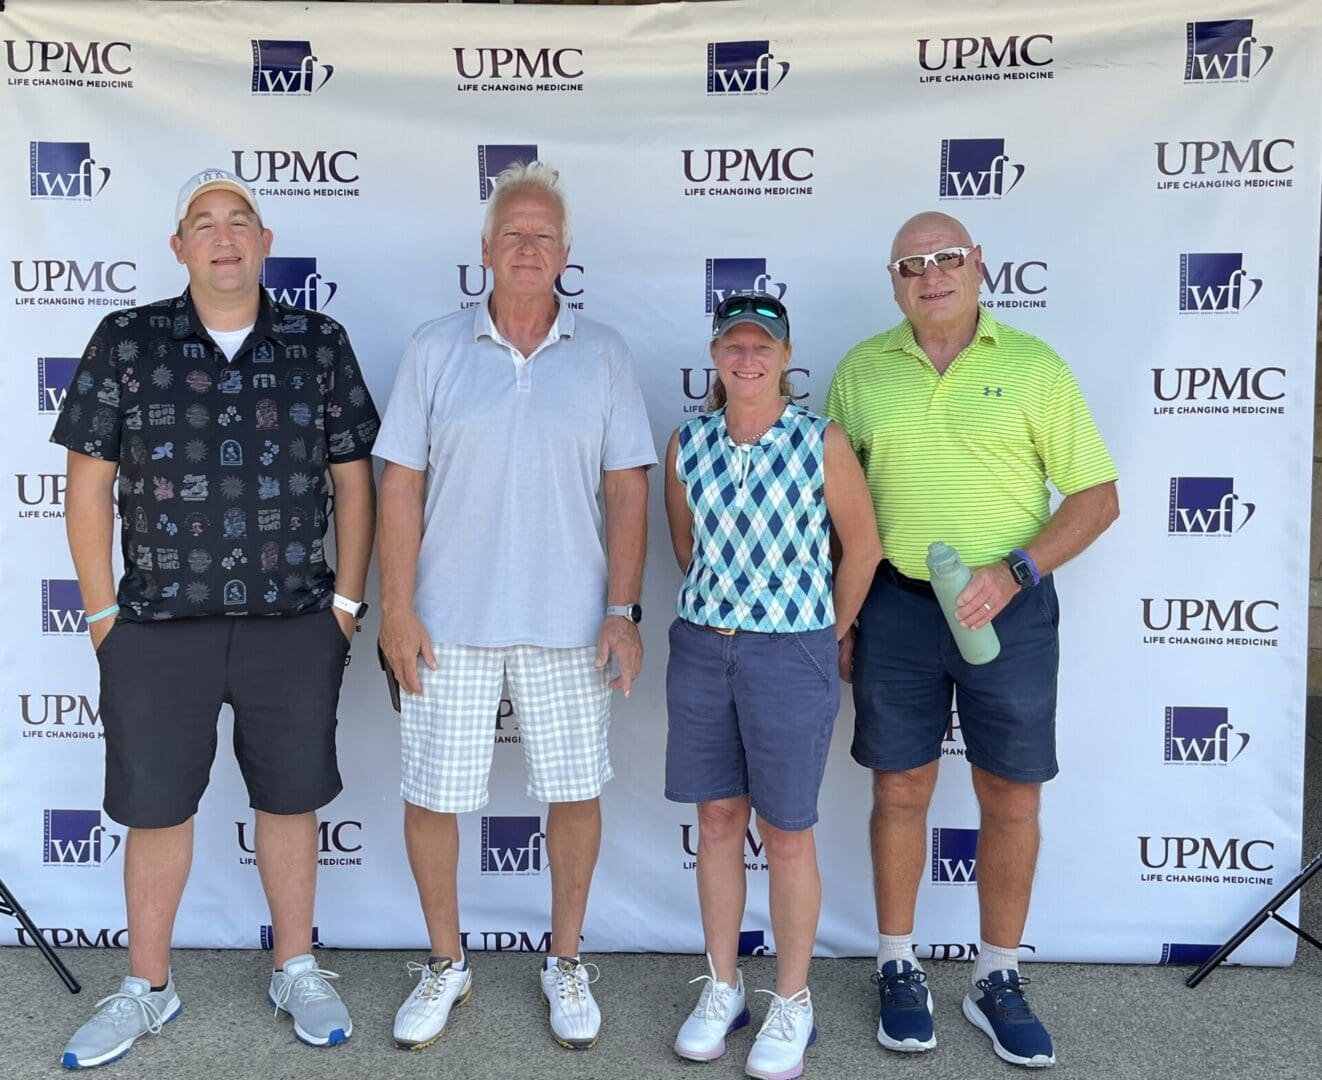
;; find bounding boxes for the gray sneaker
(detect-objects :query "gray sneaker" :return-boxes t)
[268,953,352,1046]
[61,974,181,1069]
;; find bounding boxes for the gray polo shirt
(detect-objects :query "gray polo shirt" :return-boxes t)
[373,301,657,648]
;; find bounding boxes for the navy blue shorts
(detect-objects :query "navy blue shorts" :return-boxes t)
[851,565,1060,783]
[664,618,840,831]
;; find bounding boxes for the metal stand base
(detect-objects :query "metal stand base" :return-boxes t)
[0,877,82,994]
[1186,849,1322,988]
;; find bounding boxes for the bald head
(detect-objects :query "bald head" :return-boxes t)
[890,212,973,262]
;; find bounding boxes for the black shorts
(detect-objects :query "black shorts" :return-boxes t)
[95,609,350,828]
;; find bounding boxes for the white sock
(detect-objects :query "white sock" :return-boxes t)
[973,940,1019,985]
[877,933,922,972]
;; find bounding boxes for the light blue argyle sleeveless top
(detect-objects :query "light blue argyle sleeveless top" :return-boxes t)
[675,404,835,632]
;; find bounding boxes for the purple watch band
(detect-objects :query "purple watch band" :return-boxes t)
[1010,548,1041,587]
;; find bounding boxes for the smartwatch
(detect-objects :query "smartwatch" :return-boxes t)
[1003,550,1040,589]
[332,593,370,620]
[606,603,643,624]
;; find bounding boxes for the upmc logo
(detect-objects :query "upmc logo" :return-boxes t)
[980,260,1047,311]
[1139,836,1273,872]
[1140,597,1278,633]
[481,816,544,874]
[706,41,790,95]
[236,820,361,854]
[12,260,136,305]
[43,810,121,866]
[1179,253,1261,313]
[682,148,814,184]
[1155,139,1293,179]
[1184,20,1273,83]
[705,259,787,314]
[916,34,1053,75]
[37,357,79,413]
[261,257,337,311]
[29,142,110,200]
[478,144,538,202]
[250,40,334,94]
[1152,367,1284,404]
[231,150,359,186]
[42,579,85,634]
[1164,706,1250,764]
[939,139,1025,199]
[453,47,584,86]
[1167,477,1255,536]
[4,39,132,82]
[931,827,978,883]
[456,263,583,307]
[680,366,810,412]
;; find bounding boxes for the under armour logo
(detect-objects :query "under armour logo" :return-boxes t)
[983,386,1003,397]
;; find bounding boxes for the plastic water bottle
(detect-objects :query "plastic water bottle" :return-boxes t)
[926,542,1001,665]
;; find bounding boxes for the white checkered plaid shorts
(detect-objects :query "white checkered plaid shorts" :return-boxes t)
[400,643,613,812]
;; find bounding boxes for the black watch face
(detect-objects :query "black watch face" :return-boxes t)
[1007,558,1033,586]
[627,604,643,623]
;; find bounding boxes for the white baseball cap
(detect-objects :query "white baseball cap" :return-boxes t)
[174,168,262,228]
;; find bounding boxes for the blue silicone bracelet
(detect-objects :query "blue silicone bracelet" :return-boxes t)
[85,604,120,624]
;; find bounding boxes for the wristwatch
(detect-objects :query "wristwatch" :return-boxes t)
[606,603,643,624]
[1003,550,1039,589]
[332,593,370,619]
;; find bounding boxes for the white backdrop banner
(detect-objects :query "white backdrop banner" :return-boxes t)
[2,0,1319,965]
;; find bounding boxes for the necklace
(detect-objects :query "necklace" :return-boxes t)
[726,413,781,445]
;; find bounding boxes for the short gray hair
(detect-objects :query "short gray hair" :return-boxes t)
[481,161,573,249]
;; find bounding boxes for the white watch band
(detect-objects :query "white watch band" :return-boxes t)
[332,593,362,616]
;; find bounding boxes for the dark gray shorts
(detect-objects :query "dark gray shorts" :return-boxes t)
[664,617,839,831]
[95,609,350,828]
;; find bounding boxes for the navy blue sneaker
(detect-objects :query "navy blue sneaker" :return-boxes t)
[871,960,935,1052]
[962,970,1055,1068]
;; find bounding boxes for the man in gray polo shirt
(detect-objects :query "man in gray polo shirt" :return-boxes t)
[374,161,655,1053]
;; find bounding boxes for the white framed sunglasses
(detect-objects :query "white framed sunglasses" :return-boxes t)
[887,246,974,278]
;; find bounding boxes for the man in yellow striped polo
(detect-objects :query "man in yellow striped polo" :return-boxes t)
[825,211,1118,1069]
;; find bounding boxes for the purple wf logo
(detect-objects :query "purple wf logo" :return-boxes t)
[1179,253,1262,313]
[1159,944,1220,965]
[1184,20,1273,82]
[42,579,85,634]
[261,257,337,311]
[1168,477,1255,536]
[480,816,545,874]
[250,40,334,94]
[1165,707,1250,764]
[478,144,539,202]
[705,259,788,314]
[43,810,122,866]
[260,925,322,950]
[38,357,80,413]
[29,142,110,199]
[931,827,979,883]
[706,41,790,95]
[939,139,1025,199]
[738,929,771,956]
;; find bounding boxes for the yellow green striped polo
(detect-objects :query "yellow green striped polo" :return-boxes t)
[824,306,1117,580]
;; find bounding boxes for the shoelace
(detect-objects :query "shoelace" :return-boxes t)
[974,974,1034,1022]
[754,988,810,1042]
[405,960,458,1002]
[90,990,169,1035]
[551,960,600,1005]
[270,964,341,1018]
[687,971,735,1021]
[871,967,928,1007]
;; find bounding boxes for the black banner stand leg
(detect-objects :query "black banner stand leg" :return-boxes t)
[1186,849,1322,988]
[0,877,82,994]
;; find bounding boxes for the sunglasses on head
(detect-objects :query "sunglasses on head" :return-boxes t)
[712,293,790,334]
[888,246,974,278]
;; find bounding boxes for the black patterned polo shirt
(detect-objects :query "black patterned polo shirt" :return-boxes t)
[50,288,380,621]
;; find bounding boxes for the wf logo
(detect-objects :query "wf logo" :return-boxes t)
[1184,20,1273,82]
[705,259,787,314]
[738,930,771,956]
[260,925,323,950]
[43,810,122,866]
[931,827,978,884]
[1164,707,1250,764]
[250,40,334,94]
[261,257,337,311]
[706,41,790,95]
[478,144,539,202]
[1179,253,1261,313]
[1168,477,1255,536]
[1159,944,1219,965]
[38,358,79,413]
[481,816,545,874]
[29,142,110,199]
[939,139,1024,199]
[42,579,85,634]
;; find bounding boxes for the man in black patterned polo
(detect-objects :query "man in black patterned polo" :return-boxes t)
[51,168,378,1069]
